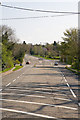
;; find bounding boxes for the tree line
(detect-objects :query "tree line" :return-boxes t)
[59,28,79,70]
[0,25,79,71]
[0,25,25,70]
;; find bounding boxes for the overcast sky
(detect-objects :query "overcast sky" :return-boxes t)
[0,0,79,44]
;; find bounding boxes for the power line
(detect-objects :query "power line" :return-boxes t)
[1,4,80,14]
[0,14,76,20]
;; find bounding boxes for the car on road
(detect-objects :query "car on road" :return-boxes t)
[54,62,58,65]
[20,63,22,66]
[38,58,43,60]
[26,61,31,64]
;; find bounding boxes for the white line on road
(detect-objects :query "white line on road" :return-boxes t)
[0,99,77,110]
[70,89,77,98]
[5,88,67,96]
[64,77,77,98]
[13,79,16,82]
[66,83,70,87]
[0,93,45,98]
[53,97,72,101]
[6,83,11,87]
[0,108,59,119]
[61,72,77,98]
[34,88,68,93]
[0,92,72,101]
[3,65,33,90]
[9,86,69,93]
[0,89,2,92]
[78,103,80,106]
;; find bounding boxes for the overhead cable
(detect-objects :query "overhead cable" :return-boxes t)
[0,14,77,20]
[1,4,80,14]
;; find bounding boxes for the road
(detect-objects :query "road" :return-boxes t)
[1,55,79,119]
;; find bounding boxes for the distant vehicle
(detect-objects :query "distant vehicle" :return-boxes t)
[38,58,43,60]
[20,63,22,66]
[54,62,58,65]
[26,61,30,64]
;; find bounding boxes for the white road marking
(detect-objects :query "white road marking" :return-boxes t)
[66,83,70,87]
[78,103,80,106]
[10,86,25,89]
[13,79,16,82]
[35,88,67,92]
[0,99,77,110]
[9,86,69,91]
[0,108,58,119]
[4,65,32,89]
[53,97,72,101]
[70,89,77,98]
[64,78,67,82]
[18,94,45,98]
[5,88,67,96]
[0,92,72,101]
[0,93,45,98]
[61,72,77,98]
[6,83,11,87]
[0,89,2,92]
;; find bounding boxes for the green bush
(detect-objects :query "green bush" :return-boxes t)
[71,60,80,69]
[15,59,20,64]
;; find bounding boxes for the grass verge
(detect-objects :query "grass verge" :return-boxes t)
[33,55,60,60]
[2,67,13,73]
[13,65,23,71]
[65,66,80,75]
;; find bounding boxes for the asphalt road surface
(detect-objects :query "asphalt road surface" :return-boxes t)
[1,55,80,120]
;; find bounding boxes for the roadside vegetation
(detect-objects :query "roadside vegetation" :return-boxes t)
[13,65,23,71]
[0,25,80,73]
[33,55,60,60]
[2,66,13,73]
[0,25,25,72]
[59,28,80,72]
